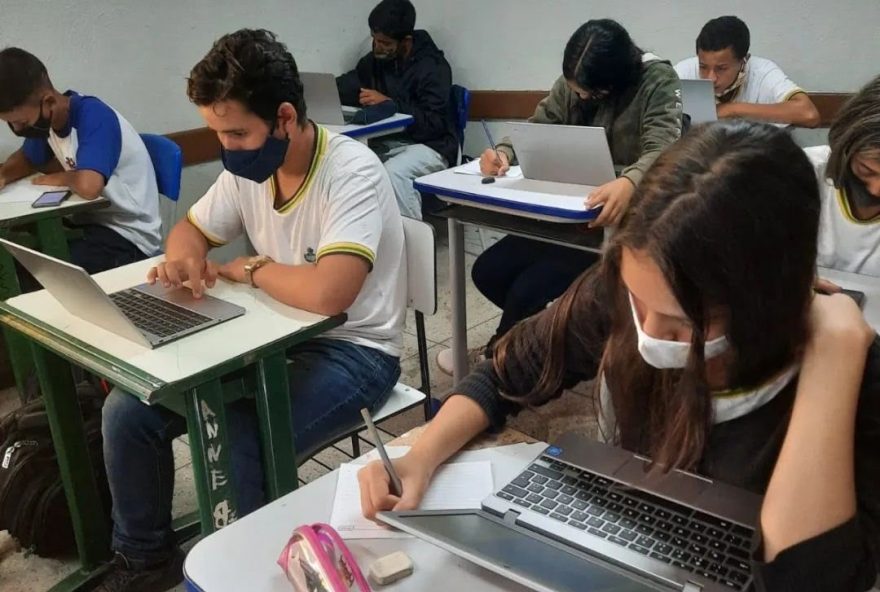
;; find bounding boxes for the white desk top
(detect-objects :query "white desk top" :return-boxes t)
[414,163,598,223]
[2,257,332,394]
[184,443,546,592]
[326,112,414,140]
[817,267,880,330]
[0,177,108,224]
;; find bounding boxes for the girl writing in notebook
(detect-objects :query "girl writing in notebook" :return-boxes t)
[359,121,880,591]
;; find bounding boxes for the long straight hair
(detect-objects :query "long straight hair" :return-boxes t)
[495,121,820,470]
[827,74,880,192]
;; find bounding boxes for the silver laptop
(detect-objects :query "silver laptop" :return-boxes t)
[507,122,617,188]
[380,432,760,592]
[301,72,356,126]
[681,79,718,126]
[1,239,245,349]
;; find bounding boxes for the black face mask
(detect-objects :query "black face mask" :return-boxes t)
[8,100,51,139]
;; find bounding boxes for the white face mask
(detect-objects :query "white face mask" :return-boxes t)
[629,294,729,369]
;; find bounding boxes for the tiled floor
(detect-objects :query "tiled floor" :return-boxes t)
[0,220,519,592]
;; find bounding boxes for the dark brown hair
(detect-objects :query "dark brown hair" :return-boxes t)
[827,74,880,189]
[495,121,820,470]
[187,29,307,127]
[0,47,51,113]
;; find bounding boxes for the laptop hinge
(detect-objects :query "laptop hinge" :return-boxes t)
[682,581,703,592]
[503,509,520,526]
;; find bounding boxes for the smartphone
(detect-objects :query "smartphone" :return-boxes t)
[32,190,72,209]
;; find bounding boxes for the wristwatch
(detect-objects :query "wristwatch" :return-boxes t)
[244,255,274,288]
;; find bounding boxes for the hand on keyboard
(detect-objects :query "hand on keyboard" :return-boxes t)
[147,257,218,299]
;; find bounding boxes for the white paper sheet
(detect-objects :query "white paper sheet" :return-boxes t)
[452,159,523,178]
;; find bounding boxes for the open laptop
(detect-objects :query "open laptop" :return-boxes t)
[508,122,617,188]
[380,431,760,592]
[1,238,245,349]
[301,72,357,126]
[681,80,718,126]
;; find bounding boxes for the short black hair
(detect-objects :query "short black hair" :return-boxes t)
[696,16,750,60]
[368,0,416,40]
[562,19,643,96]
[187,29,307,127]
[0,47,51,112]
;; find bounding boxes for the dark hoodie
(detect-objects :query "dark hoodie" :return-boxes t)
[337,30,458,166]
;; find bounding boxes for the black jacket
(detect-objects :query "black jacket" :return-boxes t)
[337,30,458,166]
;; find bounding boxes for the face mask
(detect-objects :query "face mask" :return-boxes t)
[8,99,52,139]
[220,127,289,183]
[629,294,729,369]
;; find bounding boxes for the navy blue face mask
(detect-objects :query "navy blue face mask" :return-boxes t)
[221,126,289,183]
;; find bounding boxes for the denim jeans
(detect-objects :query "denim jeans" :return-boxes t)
[372,139,448,220]
[472,235,599,353]
[101,337,400,567]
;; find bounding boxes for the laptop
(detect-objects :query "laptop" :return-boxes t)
[508,122,617,188]
[680,80,718,126]
[1,238,245,349]
[301,72,357,126]
[379,431,760,592]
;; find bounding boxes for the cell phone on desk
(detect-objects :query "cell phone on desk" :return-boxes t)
[32,190,71,208]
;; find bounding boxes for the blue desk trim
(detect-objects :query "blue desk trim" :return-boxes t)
[413,180,599,222]
[342,115,414,139]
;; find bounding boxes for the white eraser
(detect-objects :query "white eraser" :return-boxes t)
[368,551,414,585]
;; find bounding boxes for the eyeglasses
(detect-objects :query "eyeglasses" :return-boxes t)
[278,523,371,592]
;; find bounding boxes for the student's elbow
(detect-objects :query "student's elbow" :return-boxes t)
[75,171,106,199]
[311,289,357,317]
[802,104,821,128]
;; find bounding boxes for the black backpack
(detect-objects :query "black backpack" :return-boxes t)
[0,381,112,557]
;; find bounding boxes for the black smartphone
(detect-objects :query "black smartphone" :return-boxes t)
[841,288,866,309]
[31,190,72,209]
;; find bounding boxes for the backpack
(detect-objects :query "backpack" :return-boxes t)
[0,381,112,557]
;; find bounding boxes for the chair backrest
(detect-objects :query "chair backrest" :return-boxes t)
[140,133,182,202]
[402,217,437,315]
[450,84,471,152]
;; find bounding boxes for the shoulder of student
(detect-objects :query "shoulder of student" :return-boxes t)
[747,56,791,81]
[322,133,393,197]
[673,56,699,79]
[639,58,682,98]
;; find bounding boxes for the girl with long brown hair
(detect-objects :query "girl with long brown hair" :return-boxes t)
[359,120,880,591]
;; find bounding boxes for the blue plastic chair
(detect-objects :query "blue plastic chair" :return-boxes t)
[140,133,182,202]
[450,84,471,165]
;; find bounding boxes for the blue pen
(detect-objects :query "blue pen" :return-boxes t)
[481,120,501,183]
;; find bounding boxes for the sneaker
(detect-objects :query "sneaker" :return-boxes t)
[436,347,486,376]
[93,549,185,592]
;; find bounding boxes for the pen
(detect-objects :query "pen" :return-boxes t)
[481,119,501,183]
[360,408,403,497]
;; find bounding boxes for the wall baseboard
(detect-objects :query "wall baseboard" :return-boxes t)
[168,90,851,167]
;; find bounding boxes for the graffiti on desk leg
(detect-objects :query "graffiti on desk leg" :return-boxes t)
[200,399,237,529]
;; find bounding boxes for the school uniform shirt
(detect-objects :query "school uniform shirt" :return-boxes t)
[805,145,880,277]
[187,125,406,357]
[21,91,162,257]
[674,56,805,106]
[455,271,880,591]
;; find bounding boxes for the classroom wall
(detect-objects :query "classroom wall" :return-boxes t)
[1,0,877,234]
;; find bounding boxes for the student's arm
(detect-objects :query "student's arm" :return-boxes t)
[717,93,820,128]
[390,59,451,144]
[0,149,37,188]
[336,56,370,107]
[754,294,879,591]
[618,65,683,189]
[32,169,106,200]
[359,269,611,517]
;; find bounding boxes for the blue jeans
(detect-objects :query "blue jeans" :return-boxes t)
[101,337,400,567]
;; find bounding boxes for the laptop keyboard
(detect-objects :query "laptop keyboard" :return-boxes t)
[496,456,753,590]
[109,288,212,338]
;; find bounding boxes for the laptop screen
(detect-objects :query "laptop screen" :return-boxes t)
[391,512,660,592]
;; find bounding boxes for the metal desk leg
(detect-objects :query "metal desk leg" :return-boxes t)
[448,217,468,383]
[0,246,31,400]
[254,351,298,500]
[35,217,71,260]
[185,379,238,535]
[32,344,111,569]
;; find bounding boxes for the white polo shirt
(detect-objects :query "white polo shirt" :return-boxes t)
[805,145,880,277]
[674,56,804,105]
[188,125,406,356]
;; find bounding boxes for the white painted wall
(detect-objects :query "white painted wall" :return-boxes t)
[1,0,877,236]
